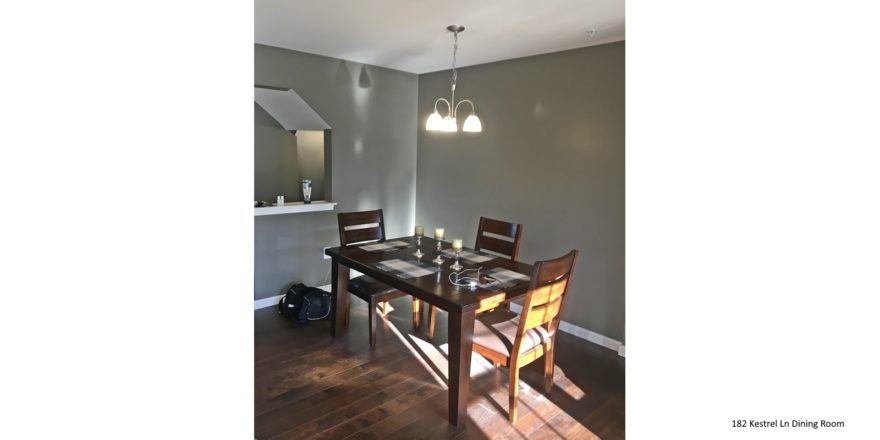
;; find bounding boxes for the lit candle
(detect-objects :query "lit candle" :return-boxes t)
[452,238,463,251]
[434,228,445,240]
[414,225,424,236]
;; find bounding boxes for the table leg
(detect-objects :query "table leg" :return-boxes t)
[412,298,422,328]
[447,308,476,426]
[330,261,350,338]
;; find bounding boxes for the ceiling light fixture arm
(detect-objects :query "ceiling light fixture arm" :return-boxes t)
[453,99,475,117]
[434,98,452,116]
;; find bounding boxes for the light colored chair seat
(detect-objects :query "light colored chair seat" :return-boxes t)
[474,309,552,358]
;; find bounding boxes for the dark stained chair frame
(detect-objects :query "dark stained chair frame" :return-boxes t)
[427,216,523,339]
[337,209,422,347]
[473,249,578,422]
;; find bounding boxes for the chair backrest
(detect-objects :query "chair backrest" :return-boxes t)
[338,209,386,246]
[515,250,579,346]
[474,216,523,261]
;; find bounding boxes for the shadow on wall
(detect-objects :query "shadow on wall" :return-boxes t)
[335,60,351,87]
[358,65,372,88]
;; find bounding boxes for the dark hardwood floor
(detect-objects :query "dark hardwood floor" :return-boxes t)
[255,297,625,439]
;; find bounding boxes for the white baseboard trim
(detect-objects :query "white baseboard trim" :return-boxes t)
[509,303,625,357]
[254,294,284,310]
[255,286,625,358]
[254,284,332,310]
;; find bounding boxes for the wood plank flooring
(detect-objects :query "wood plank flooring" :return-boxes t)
[255,297,625,439]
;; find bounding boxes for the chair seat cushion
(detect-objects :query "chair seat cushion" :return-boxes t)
[474,309,553,358]
[347,275,402,301]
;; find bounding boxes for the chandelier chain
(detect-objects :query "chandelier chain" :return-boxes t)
[451,30,458,93]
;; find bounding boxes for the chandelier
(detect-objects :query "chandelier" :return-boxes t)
[425,25,482,133]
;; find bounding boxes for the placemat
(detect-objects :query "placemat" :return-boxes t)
[480,267,531,290]
[358,240,410,252]
[375,258,441,279]
[441,248,497,263]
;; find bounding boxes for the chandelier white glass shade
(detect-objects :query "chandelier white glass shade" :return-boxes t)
[426,25,482,133]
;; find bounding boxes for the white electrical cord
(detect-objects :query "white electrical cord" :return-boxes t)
[448,267,497,290]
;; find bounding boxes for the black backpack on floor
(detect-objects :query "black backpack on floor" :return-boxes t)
[278,283,332,322]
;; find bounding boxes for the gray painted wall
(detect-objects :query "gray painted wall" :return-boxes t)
[254,44,418,300]
[295,131,325,201]
[416,42,625,342]
[254,102,303,202]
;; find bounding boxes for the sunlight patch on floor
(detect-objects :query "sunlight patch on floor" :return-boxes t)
[554,367,587,400]
[382,313,448,388]
[379,313,597,438]
[375,303,394,315]
[380,313,498,389]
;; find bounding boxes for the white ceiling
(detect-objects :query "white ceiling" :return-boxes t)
[255,0,625,74]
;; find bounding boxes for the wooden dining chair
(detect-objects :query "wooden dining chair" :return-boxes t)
[471,249,578,422]
[337,209,422,348]
[426,216,523,339]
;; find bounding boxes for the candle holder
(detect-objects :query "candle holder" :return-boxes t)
[414,235,424,258]
[433,230,445,264]
[432,240,444,264]
[450,250,463,271]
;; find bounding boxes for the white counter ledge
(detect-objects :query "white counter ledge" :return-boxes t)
[254,200,337,216]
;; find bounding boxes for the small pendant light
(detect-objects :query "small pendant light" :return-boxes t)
[426,25,482,133]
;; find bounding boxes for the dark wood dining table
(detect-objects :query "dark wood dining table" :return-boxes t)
[324,235,533,427]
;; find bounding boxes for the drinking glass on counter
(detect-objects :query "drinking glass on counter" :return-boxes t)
[302,179,312,204]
